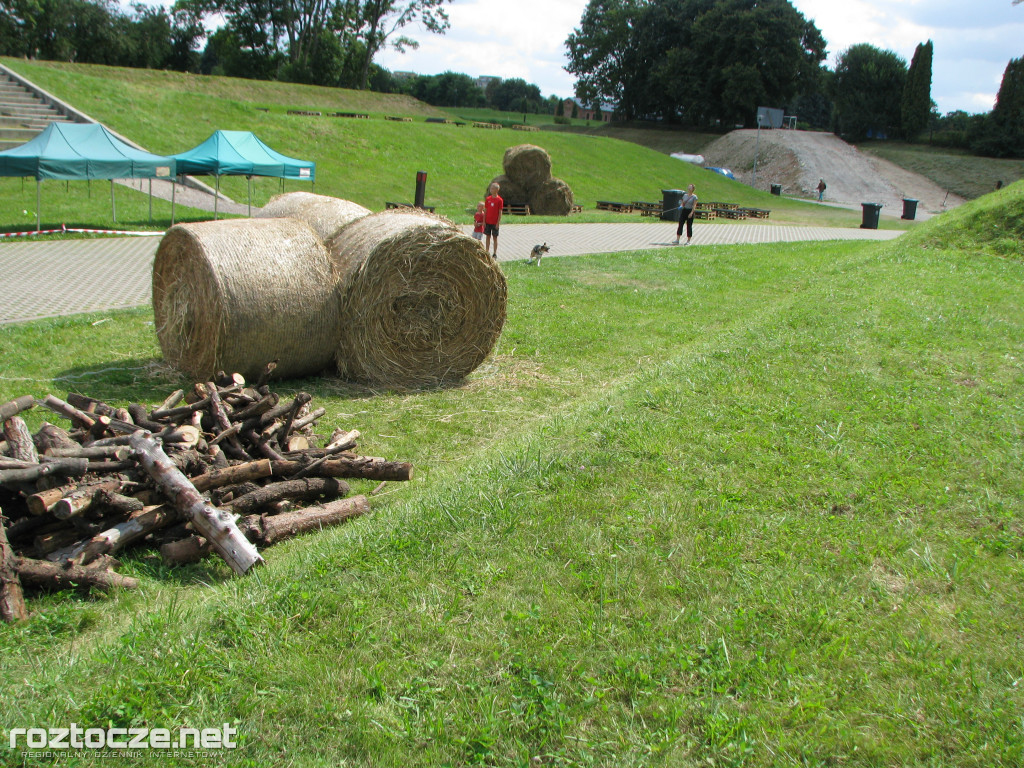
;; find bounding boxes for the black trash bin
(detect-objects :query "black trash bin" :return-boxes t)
[770,183,782,196]
[661,189,684,221]
[860,202,883,229]
[901,198,918,220]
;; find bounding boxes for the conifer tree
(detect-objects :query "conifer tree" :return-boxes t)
[901,40,933,141]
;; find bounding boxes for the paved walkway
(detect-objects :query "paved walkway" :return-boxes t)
[0,222,901,325]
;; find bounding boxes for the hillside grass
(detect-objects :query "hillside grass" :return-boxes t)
[0,59,889,232]
[859,140,1024,200]
[1,181,1022,766]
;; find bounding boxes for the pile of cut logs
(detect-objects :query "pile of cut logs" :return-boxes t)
[0,370,412,622]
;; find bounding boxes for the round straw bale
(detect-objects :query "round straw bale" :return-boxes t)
[153,218,340,382]
[502,144,552,190]
[528,177,574,216]
[329,209,507,388]
[258,191,371,241]
[489,174,528,206]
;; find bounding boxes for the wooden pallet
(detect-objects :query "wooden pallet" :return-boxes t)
[472,121,502,129]
[510,124,539,131]
[741,208,771,219]
[714,208,746,220]
[385,116,412,122]
[692,209,716,220]
[632,201,663,216]
[385,201,436,213]
[596,200,634,213]
[701,201,739,210]
[502,203,531,215]
[335,112,369,119]
[287,110,322,117]
[570,204,583,214]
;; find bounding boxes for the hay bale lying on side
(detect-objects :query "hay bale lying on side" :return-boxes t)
[528,177,574,216]
[257,191,371,241]
[329,209,507,387]
[153,218,340,382]
[502,144,552,191]
[488,174,528,206]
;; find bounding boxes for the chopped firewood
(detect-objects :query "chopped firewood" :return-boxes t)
[0,372,410,610]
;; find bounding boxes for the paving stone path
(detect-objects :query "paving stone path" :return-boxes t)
[0,223,901,325]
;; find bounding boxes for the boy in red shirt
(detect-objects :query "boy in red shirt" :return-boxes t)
[484,182,503,258]
[472,201,485,241]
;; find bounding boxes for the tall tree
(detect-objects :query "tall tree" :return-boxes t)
[354,0,450,90]
[900,40,932,141]
[831,44,907,141]
[971,57,1024,158]
[565,0,824,125]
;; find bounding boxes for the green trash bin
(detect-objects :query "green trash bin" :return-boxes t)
[860,202,882,229]
[661,189,684,221]
[901,198,918,220]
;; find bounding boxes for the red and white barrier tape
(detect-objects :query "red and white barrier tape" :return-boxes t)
[0,225,163,239]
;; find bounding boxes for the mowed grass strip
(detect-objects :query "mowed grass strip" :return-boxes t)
[1,185,1022,766]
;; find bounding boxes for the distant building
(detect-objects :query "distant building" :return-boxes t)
[392,71,417,81]
[560,97,615,122]
[475,76,500,92]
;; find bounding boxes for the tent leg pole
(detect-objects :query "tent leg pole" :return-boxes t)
[171,178,176,227]
[215,176,220,221]
[36,181,40,231]
[248,176,251,218]
[111,180,116,224]
[149,178,153,223]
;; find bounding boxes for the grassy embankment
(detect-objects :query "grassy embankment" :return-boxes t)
[1,59,877,232]
[1,169,1021,766]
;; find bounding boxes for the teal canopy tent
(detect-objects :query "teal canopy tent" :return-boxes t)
[0,122,177,230]
[170,131,315,217]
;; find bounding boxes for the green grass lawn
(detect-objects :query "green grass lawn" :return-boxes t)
[859,140,1024,200]
[1,59,891,232]
[1,181,1021,766]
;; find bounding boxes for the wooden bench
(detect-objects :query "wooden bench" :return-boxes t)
[472,121,503,129]
[510,124,539,131]
[741,208,771,219]
[596,200,634,213]
[335,112,369,119]
[385,201,436,213]
[713,208,746,220]
[425,117,455,124]
[631,201,663,216]
[385,116,412,122]
[692,209,716,220]
[287,110,322,117]
[502,203,531,215]
[700,201,739,211]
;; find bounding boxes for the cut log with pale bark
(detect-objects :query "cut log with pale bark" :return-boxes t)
[3,416,39,463]
[15,557,138,591]
[129,431,263,575]
[1,522,29,622]
[0,395,36,422]
[228,477,350,515]
[0,458,88,486]
[190,459,273,492]
[50,505,180,565]
[272,455,413,482]
[241,495,370,546]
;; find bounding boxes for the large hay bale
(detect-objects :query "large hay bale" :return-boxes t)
[257,191,371,241]
[329,209,507,387]
[528,177,574,216]
[488,174,528,206]
[153,218,340,382]
[502,144,552,191]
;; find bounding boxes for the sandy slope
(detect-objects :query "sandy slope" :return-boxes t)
[700,129,966,217]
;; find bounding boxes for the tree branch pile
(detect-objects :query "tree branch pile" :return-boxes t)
[0,370,412,621]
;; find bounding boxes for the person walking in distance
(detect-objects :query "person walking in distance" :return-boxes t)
[484,182,503,258]
[817,178,826,201]
[672,184,698,245]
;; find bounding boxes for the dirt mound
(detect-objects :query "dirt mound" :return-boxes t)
[700,129,965,217]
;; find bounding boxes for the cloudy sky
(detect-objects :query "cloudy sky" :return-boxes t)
[376,0,1024,115]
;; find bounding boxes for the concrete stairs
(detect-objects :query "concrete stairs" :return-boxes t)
[0,70,77,149]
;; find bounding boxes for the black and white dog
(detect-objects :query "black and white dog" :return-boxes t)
[528,242,551,265]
